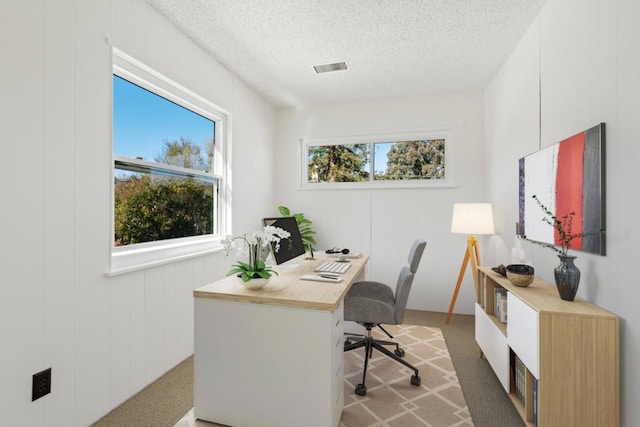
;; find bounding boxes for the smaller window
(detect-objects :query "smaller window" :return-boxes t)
[373,140,445,181]
[301,131,454,189]
[307,144,370,183]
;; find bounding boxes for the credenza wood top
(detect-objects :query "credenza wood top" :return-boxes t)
[478,266,617,319]
[194,254,369,311]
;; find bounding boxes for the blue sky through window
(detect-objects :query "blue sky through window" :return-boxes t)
[374,143,393,174]
[113,75,214,163]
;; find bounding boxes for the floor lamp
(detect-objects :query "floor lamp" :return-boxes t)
[446,203,495,323]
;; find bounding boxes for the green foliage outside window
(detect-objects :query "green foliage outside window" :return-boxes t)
[114,139,215,247]
[155,136,214,171]
[307,144,370,183]
[306,138,445,184]
[114,174,214,246]
[377,139,445,180]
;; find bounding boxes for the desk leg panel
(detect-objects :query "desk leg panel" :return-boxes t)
[194,297,342,427]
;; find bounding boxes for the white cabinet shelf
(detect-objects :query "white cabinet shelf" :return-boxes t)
[475,267,619,426]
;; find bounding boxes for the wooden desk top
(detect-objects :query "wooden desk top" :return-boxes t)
[193,254,369,311]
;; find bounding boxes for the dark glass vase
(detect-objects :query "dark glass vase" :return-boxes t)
[554,255,580,301]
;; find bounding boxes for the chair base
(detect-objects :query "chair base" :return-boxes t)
[345,335,406,358]
[344,323,421,396]
[345,323,405,356]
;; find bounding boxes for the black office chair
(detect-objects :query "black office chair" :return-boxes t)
[343,239,427,396]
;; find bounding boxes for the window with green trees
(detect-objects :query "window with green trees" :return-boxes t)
[303,133,451,188]
[374,140,445,180]
[307,144,370,183]
[113,72,219,247]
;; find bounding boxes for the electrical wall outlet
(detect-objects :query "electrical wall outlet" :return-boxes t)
[32,368,51,401]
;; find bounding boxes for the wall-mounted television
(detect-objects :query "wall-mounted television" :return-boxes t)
[518,123,606,255]
[262,217,306,264]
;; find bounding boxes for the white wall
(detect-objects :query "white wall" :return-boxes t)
[275,92,485,314]
[0,1,276,426]
[485,0,639,424]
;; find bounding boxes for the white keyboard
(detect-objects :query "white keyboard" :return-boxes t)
[314,261,351,274]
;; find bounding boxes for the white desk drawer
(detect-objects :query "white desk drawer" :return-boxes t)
[507,293,539,378]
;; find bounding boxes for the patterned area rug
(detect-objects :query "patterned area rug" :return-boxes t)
[175,325,472,427]
[341,325,473,427]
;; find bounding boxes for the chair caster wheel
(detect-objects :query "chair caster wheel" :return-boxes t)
[355,384,367,396]
[394,348,405,357]
[411,375,421,386]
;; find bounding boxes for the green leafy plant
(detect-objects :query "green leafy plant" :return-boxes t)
[524,194,605,256]
[223,226,290,282]
[278,206,317,248]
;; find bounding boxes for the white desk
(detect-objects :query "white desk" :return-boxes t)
[193,254,368,427]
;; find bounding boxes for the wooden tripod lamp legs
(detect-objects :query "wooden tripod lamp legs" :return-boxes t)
[446,236,480,324]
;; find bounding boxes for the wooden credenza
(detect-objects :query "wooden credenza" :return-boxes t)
[476,266,619,426]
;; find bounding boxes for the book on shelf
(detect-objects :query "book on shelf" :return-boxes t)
[513,355,525,405]
[520,358,525,404]
[499,295,507,323]
[533,376,538,426]
[512,357,516,395]
[494,287,507,323]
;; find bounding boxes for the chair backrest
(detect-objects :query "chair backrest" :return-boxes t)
[407,239,427,274]
[393,266,415,324]
[394,240,427,324]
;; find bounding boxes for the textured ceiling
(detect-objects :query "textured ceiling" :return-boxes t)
[146,0,546,108]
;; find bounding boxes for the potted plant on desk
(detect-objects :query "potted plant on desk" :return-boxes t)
[278,205,317,258]
[223,225,290,289]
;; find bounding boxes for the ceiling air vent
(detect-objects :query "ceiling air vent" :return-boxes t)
[313,61,348,74]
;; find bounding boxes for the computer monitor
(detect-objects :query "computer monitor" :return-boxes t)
[262,217,306,264]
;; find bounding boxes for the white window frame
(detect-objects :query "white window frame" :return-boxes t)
[300,129,455,190]
[109,48,231,276]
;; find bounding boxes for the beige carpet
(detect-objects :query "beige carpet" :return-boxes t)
[177,325,473,427]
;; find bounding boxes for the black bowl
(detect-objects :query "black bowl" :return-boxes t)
[506,264,535,287]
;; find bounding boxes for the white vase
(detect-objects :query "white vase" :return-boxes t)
[240,277,270,290]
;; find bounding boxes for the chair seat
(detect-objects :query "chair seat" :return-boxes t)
[344,281,395,325]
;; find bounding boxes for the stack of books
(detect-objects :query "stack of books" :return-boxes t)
[494,287,508,323]
[513,355,526,405]
[533,376,538,426]
[513,355,538,426]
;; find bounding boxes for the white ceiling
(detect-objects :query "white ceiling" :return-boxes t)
[146,0,546,108]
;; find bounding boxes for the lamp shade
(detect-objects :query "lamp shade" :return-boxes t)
[451,203,495,235]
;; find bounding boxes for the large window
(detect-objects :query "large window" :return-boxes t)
[111,49,229,273]
[302,131,453,189]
